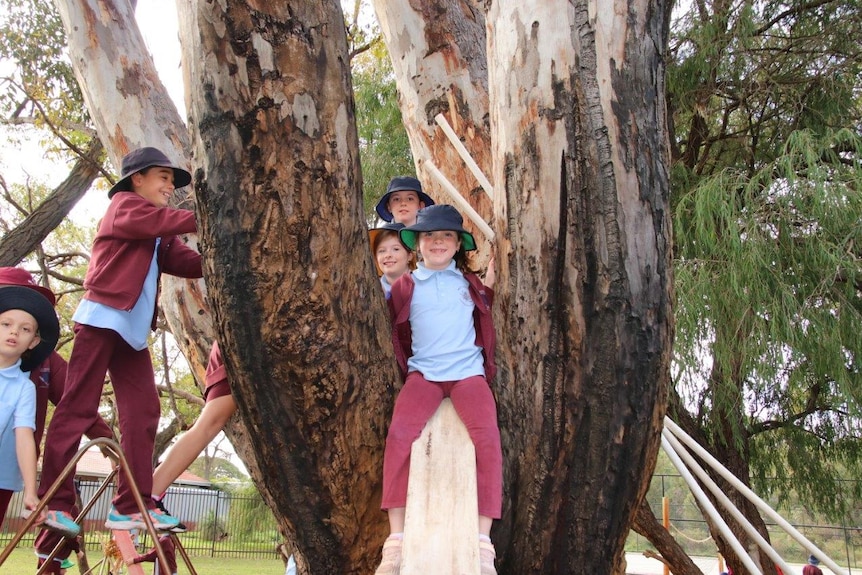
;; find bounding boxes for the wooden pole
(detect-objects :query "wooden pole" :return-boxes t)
[434,113,494,201]
[424,161,495,242]
[401,399,480,575]
[662,497,670,575]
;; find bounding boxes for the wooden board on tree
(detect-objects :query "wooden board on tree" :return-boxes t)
[401,398,480,575]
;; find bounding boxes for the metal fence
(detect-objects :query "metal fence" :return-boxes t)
[1,481,282,560]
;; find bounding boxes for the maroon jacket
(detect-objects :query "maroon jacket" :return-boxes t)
[30,352,113,455]
[388,271,497,382]
[82,191,202,328]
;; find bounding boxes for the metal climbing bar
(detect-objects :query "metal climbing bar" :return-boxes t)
[0,437,173,573]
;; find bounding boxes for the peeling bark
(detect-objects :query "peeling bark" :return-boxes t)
[372,0,493,253]
[485,1,673,572]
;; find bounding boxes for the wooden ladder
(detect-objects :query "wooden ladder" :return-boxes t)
[401,398,481,575]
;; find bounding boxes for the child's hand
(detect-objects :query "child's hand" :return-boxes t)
[484,254,496,289]
[22,494,46,523]
[125,557,137,566]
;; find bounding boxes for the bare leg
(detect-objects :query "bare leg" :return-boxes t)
[152,395,237,495]
[386,507,406,534]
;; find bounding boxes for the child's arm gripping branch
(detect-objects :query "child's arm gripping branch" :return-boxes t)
[15,427,44,522]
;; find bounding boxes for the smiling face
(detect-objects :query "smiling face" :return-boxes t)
[386,191,425,225]
[0,308,41,369]
[375,234,412,283]
[131,166,176,208]
[417,230,461,270]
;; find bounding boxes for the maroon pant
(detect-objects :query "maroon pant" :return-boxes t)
[0,488,12,528]
[38,324,160,514]
[381,372,503,518]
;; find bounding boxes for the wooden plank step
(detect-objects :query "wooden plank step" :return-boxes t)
[111,530,145,575]
[401,398,480,575]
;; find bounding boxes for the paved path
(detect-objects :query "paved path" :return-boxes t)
[625,553,814,575]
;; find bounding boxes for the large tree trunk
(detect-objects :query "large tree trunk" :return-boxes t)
[178,1,395,573]
[57,1,677,573]
[0,137,103,267]
[485,2,673,572]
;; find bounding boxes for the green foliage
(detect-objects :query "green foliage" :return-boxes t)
[669,0,862,521]
[189,454,248,485]
[228,483,278,538]
[351,38,414,223]
[199,510,229,542]
[0,0,90,146]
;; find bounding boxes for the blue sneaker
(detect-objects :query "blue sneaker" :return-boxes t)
[42,509,81,538]
[105,505,180,531]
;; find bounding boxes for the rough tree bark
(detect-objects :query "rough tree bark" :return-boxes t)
[485,2,673,573]
[178,1,396,573]
[0,137,103,267]
[378,0,674,572]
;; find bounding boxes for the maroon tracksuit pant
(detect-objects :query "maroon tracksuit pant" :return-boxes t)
[38,324,160,514]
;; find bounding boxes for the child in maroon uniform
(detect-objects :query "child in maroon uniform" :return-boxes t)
[38,147,202,538]
[375,205,501,575]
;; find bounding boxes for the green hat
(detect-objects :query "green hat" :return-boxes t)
[400,205,476,252]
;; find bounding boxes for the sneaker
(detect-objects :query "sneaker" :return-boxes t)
[105,505,180,531]
[41,510,81,538]
[154,498,188,533]
[479,540,497,575]
[374,536,402,575]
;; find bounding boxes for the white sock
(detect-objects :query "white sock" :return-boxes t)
[479,534,492,544]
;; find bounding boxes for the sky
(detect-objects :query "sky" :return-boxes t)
[0,2,184,224]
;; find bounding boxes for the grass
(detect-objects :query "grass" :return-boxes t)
[2,545,285,574]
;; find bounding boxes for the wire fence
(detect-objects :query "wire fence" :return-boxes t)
[626,475,862,570]
[1,481,282,560]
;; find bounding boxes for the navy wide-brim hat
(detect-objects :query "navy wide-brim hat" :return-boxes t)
[374,176,435,222]
[809,555,820,565]
[0,286,60,372]
[400,204,476,252]
[368,221,407,249]
[107,147,192,198]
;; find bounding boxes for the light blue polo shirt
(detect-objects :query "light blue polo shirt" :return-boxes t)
[407,261,484,382]
[73,239,160,351]
[0,360,36,491]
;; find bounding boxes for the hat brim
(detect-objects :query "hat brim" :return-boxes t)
[0,286,60,371]
[374,190,436,222]
[107,166,193,198]
[399,228,476,252]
